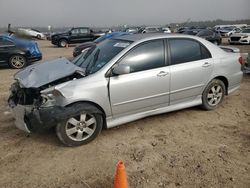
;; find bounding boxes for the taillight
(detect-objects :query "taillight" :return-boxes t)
[238,56,243,65]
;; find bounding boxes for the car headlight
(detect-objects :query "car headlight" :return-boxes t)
[242,36,248,38]
[40,88,63,107]
[40,93,56,107]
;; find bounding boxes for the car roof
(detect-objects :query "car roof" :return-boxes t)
[113,33,196,42]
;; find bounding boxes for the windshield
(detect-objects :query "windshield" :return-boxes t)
[72,39,132,75]
[242,28,250,33]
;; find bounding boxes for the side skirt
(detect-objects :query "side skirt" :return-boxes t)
[106,95,202,129]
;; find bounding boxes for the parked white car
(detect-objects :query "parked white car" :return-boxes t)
[17,28,45,39]
[229,28,250,44]
[162,27,171,33]
[223,27,242,37]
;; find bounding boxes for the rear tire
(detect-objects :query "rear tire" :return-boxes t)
[56,105,103,146]
[201,79,225,110]
[9,55,27,69]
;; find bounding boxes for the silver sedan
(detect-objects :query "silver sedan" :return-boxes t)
[9,34,243,146]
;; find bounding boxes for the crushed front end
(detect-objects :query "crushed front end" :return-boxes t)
[8,57,86,133]
[8,82,66,133]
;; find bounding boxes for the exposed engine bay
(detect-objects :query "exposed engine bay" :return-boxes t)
[8,57,85,108]
[8,72,84,108]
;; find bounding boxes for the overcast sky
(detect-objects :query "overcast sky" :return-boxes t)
[0,0,249,27]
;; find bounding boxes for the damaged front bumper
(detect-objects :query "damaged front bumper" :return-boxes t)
[13,105,32,133]
[11,104,65,133]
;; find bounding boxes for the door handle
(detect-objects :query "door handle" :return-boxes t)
[202,62,211,67]
[157,71,168,77]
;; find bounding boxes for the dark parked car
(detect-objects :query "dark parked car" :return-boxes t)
[51,27,102,47]
[0,35,42,69]
[182,29,201,35]
[196,29,221,45]
[73,32,129,57]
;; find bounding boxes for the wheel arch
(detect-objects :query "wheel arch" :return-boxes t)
[65,100,107,129]
[59,37,69,42]
[212,76,229,95]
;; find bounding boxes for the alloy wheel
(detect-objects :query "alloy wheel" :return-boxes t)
[207,85,223,106]
[10,56,25,68]
[65,113,97,142]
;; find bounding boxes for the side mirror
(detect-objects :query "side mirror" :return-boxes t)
[69,31,72,35]
[112,64,131,75]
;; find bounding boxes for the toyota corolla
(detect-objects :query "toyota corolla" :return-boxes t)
[8,34,243,146]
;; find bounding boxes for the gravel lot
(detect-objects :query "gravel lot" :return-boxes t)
[0,39,250,188]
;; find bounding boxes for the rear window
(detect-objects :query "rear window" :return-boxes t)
[169,39,211,65]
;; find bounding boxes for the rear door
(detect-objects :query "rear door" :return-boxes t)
[168,38,213,105]
[78,28,93,43]
[109,39,170,117]
[70,28,80,43]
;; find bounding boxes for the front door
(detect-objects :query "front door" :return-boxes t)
[109,40,170,117]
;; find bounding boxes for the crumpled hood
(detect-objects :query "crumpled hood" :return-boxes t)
[14,57,84,88]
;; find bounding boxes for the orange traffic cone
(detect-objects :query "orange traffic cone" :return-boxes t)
[114,160,129,188]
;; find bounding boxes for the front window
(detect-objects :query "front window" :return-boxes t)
[242,29,250,33]
[72,39,132,75]
[71,29,79,34]
[118,40,165,73]
[0,38,14,46]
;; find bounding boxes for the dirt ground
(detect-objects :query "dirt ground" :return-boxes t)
[0,39,250,188]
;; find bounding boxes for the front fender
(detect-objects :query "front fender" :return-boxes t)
[56,77,112,118]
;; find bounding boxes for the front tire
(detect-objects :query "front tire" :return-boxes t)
[9,55,27,69]
[56,109,103,146]
[201,79,225,110]
[58,39,68,47]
